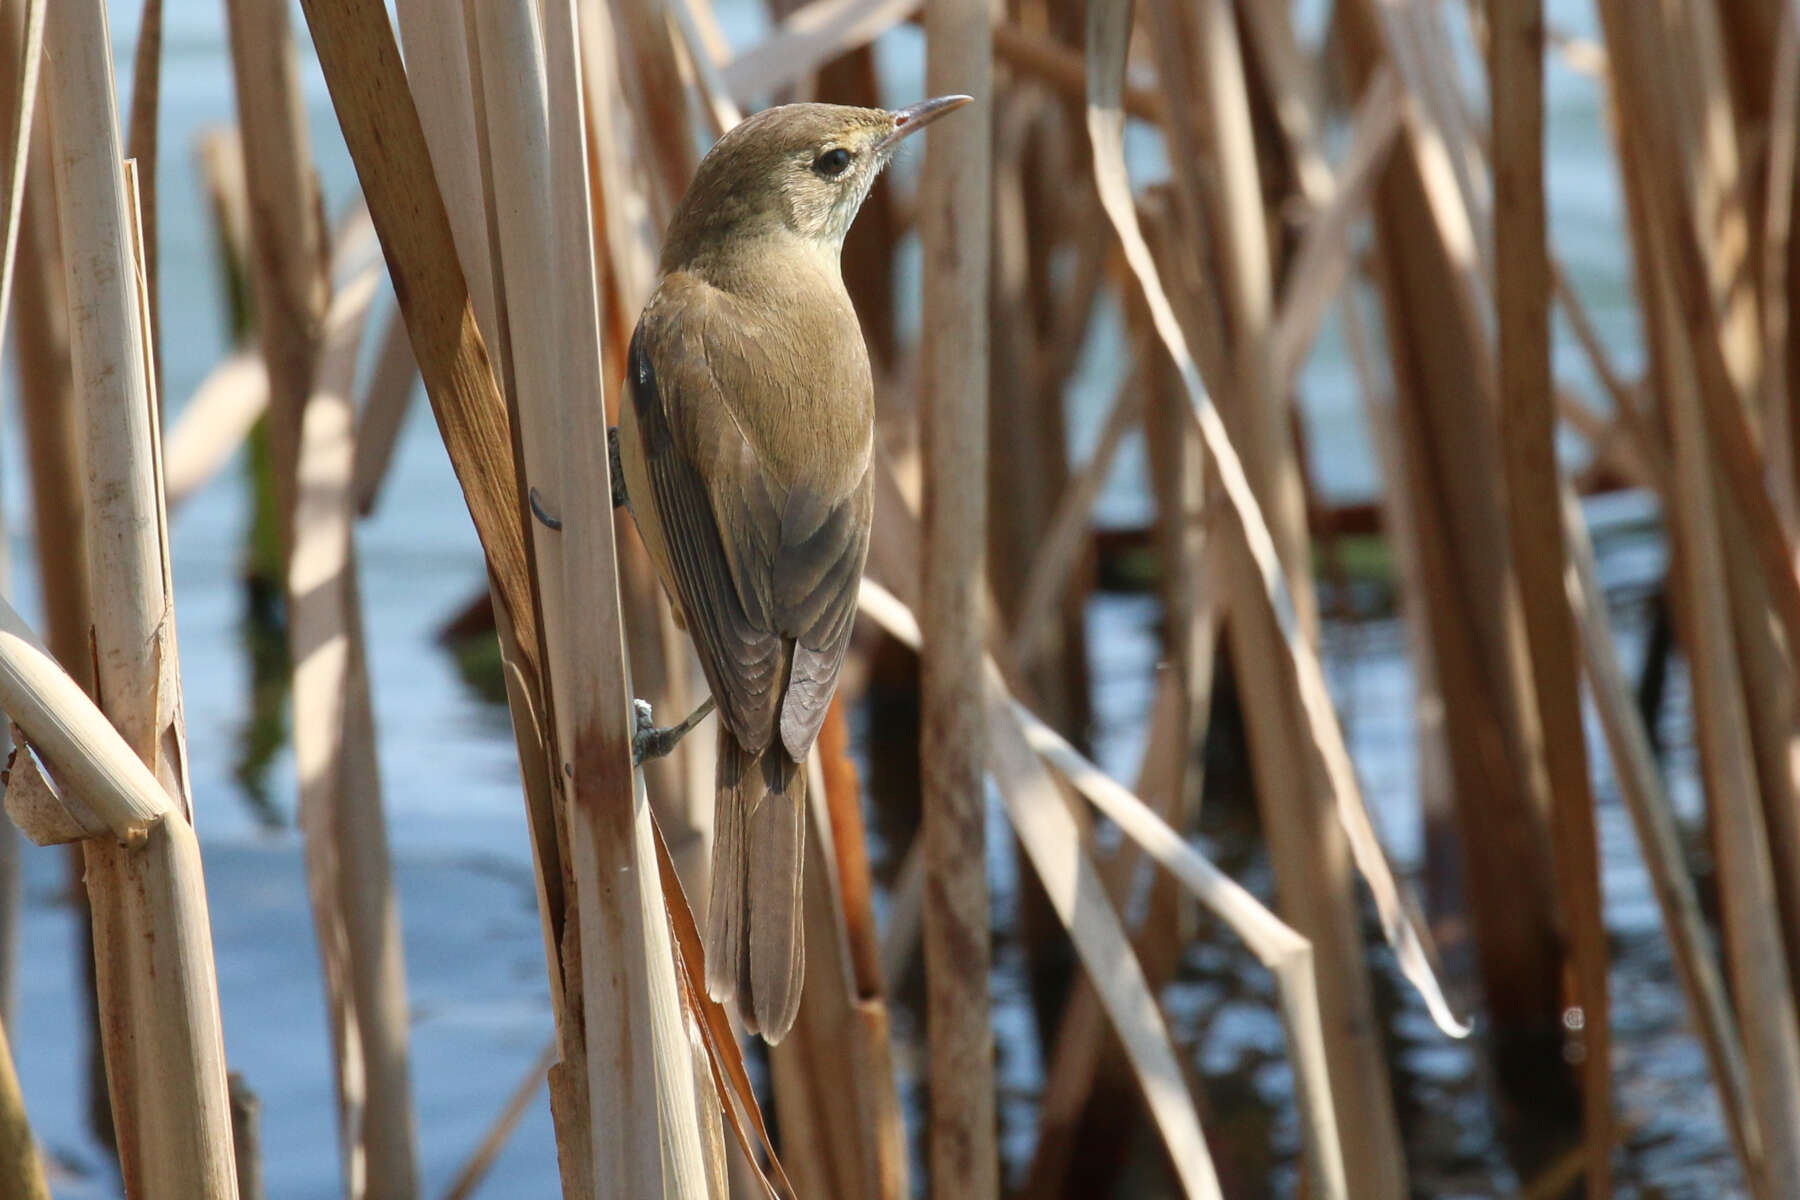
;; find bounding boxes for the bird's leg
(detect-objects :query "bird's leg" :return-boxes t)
[608,427,629,511]
[632,695,716,765]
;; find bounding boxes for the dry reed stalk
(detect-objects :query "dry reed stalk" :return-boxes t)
[392,0,500,352]
[163,352,270,512]
[860,579,1349,1199]
[1335,3,1571,1119]
[990,23,1162,123]
[1592,7,1800,1188]
[918,0,995,1191]
[1761,2,1799,528]
[350,309,418,515]
[1172,4,1408,1188]
[1655,243,1800,1195]
[465,4,657,1189]
[1490,3,1610,1193]
[568,0,708,878]
[1100,0,1472,1182]
[721,0,917,104]
[292,2,594,1187]
[0,1014,46,1200]
[1018,680,1179,1197]
[228,1074,265,1200]
[10,21,77,694]
[223,0,329,565]
[1008,362,1146,669]
[609,0,695,228]
[664,0,740,135]
[0,0,40,346]
[520,4,725,1194]
[1560,487,1764,1191]
[1269,67,1403,393]
[0,0,44,1026]
[125,0,160,382]
[768,697,906,1200]
[769,778,904,1200]
[290,245,419,1199]
[41,6,237,1193]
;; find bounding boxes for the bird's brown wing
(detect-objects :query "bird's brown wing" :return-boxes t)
[630,317,786,753]
[630,288,871,762]
[773,469,870,760]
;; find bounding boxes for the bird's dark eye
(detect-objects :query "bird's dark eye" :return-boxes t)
[812,147,852,178]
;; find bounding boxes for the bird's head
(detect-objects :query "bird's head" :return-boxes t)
[663,96,972,268]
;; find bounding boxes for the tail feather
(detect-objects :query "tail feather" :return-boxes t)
[706,726,806,1041]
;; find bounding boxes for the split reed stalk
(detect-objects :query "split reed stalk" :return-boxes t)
[41,3,236,1194]
[918,0,996,1191]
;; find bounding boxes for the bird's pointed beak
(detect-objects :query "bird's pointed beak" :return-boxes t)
[877,94,973,153]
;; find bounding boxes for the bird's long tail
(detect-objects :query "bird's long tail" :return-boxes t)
[706,726,806,1041]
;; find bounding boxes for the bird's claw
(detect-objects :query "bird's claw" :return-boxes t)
[529,487,563,531]
[630,696,715,766]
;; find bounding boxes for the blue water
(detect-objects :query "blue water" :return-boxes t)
[0,1,1739,1197]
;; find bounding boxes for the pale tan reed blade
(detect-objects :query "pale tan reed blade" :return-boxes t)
[351,307,420,516]
[985,684,1224,1200]
[0,0,42,348]
[1085,0,1466,1042]
[289,260,420,1200]
[1560,486,1763,1185]
[163,351,270,512]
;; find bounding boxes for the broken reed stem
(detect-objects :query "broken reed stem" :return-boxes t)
[918,0,996,1192]
[40,6,236,1193]
[229,1074,266,1200]
[1489,1,1610,1194]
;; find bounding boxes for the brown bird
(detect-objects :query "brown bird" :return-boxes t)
[616,97,971,1041]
